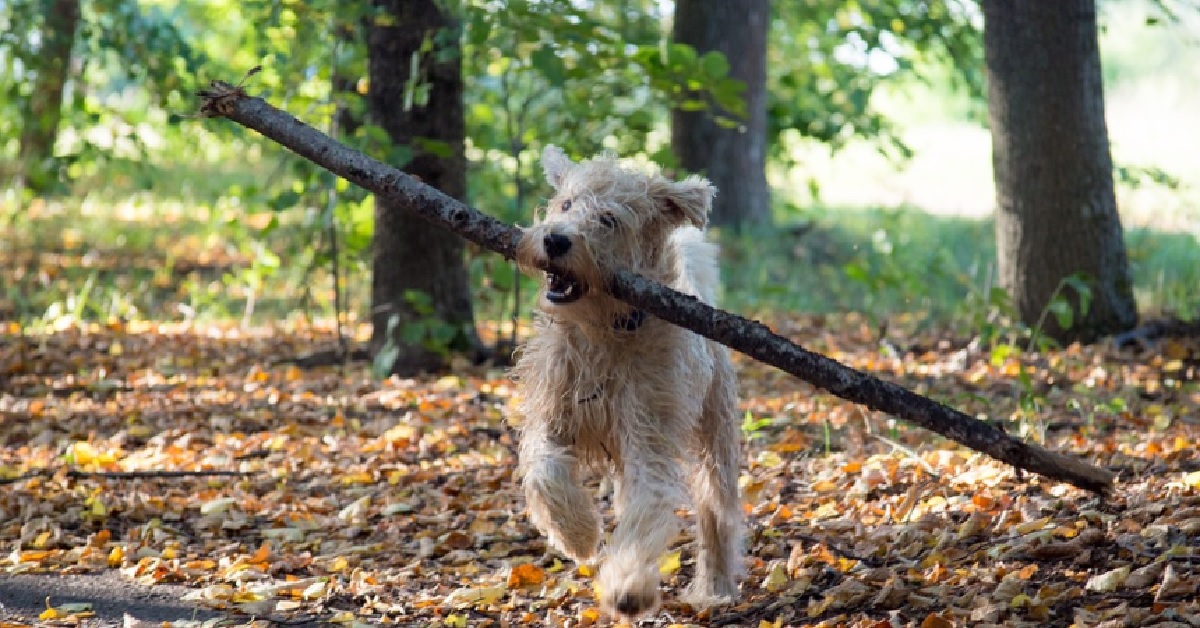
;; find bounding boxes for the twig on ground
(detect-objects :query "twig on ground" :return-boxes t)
[195,79,1115,495]
[872,433,941,478]
[0,468,256,485]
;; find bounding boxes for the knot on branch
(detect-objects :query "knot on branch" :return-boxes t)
[197,80,247,117]
[197,67,261,118]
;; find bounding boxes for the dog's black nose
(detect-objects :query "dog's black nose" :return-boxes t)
[615,593,646,616]
[543,233,571,258]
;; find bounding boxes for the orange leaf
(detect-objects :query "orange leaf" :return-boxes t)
[508,563,546,588]
[250,542,270,565]
[920,613,954,628]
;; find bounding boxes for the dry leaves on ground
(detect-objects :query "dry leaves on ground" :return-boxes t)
[1,315,1198,627]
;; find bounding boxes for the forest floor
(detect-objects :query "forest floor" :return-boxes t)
[1,316,1198,627]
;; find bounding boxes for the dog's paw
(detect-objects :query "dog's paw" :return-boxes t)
[682,576,738,609]
[598,563,661,621]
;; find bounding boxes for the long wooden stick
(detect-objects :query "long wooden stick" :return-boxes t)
[198,80,1115,494]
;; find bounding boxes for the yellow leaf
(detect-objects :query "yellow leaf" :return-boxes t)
[39,597,59,621]
[755,451,783,468]
[33,531,51,549]
[1183,470,1200,488]
[231,591,265,603]
[108,545,124,568]
[200,497,237,515]
[329,556,350,572]
[578,564,594,577]
[762,561,788,592]
[1015,516,1051,534]
[328,611,357,623]
[758,619,782,628]
[659,550,682,576]
[546,558,565,573]
[340,471,374,486]
[444,614,468,628]
[812,479,840,493]
[1085,566,1129,593]
[301,581,326,600]
[443,586,506,608]
[578,608,601,626]
[69,442,99,466]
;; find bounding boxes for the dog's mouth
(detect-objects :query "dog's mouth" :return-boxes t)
[544,273,585,305]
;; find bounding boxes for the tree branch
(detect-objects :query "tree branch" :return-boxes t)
[197,80,1115,494]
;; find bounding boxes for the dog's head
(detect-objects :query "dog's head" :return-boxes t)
[516,146,715,323]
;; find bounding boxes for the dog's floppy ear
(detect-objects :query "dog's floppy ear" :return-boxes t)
[542,145,573,189]
[658,176,715,229]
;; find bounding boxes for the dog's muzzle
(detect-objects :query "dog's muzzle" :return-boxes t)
[545,272,584,304]
[542,232,585,304]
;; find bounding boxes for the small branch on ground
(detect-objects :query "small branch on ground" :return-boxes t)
[196,78,1115,495]
[0,468,256,485]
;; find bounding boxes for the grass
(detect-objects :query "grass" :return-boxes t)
[3,192,1197,341]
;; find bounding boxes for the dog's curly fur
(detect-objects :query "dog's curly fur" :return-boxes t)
[511,146,744,621]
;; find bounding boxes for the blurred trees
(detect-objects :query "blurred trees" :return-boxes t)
[14,0,81,194]
[3,0,1166,357]
[1,0,197,194]
[983,0,1138,342]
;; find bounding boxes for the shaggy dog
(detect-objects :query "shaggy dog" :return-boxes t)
[511,146,743,621]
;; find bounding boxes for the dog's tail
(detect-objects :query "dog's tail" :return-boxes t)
[668,226,721,305]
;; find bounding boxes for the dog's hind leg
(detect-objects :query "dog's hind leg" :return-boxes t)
[519,429,600,562]
[686,349,744,605]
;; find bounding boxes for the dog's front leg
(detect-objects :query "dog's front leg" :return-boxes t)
[518,429,600,562]
[598,450,686,621]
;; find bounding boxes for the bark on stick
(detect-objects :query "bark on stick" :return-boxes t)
[198,81,1115,494]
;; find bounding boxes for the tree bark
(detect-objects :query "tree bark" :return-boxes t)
[671,0,771,230]
[984,0,1137,343]
[16,0,82,193]
[366,0,478,375]
[197,86,1116,495]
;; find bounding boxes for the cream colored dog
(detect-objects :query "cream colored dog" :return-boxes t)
[512,146,743,621]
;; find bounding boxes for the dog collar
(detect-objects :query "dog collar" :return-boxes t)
[613,309,646,333]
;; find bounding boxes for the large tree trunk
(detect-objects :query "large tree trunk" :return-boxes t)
[671,0,770,230]
[367,0,477,375]
[16,0,81,193]
[983,0,1137,343]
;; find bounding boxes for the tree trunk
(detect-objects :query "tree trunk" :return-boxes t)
[983,0,1137,343]
[671,0,771,230]
[367,0,478,375]
[16,0,81,193]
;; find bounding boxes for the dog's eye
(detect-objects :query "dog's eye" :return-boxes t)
[561,199,573,212]
[598,213,617,228]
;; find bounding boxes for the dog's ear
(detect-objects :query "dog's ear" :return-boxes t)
[658,176,715,229]
[542,145,573,189]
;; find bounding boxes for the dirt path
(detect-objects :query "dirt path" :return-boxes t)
[0,572,230,627]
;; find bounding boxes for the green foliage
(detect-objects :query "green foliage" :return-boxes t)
[767,0,982,165]
[2,0,205,190]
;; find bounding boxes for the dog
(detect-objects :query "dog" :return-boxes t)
[511,146,744,621]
